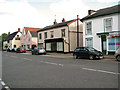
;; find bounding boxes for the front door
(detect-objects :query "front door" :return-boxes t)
[51,42,57,52]
[101,35,107,55]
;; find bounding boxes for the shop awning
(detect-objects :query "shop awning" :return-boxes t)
[96,32,109,36]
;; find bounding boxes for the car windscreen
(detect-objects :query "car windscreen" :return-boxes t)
[38,48,45,50]
[87,47,97,51]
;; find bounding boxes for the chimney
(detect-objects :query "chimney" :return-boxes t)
[53,19,57,25]
[88,10,96,15]
[62,18,66,22]
[18,28,20,32]
[8,32,10,35]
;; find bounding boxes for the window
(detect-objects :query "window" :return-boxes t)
[86,22,92,35]
[28,38,30,41]
[85,38,93,47]
[27,45,30,49]
[108,37,120,51]
[44,32,47,39]
[104,18,112,32]
[61,29,65,37]
[50,31,54,38]
[39,33,42,39]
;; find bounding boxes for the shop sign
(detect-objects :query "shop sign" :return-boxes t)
[109,31,120,37]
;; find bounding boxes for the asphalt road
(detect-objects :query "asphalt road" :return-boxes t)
[1,51,120,88]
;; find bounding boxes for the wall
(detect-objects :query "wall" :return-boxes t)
[83,14,119,52]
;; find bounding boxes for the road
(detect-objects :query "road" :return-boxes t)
[1,51,120,88]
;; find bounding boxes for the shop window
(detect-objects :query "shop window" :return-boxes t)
[57,42,63,51]
[85,22,92,35]
[104,18,112,32]
[116,37,120,49]
[85,38,93,47]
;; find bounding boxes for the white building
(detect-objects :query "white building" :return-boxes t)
[82,5,120,55]
[3,28,22,50]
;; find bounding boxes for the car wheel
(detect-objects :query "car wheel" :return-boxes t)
[73,54,78,59]
[89,55,94,60]
[116,55,120,61]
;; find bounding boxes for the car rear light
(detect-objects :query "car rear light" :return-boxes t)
[38,50,40,52]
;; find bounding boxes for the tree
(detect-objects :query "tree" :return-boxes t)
[0,33,8,50]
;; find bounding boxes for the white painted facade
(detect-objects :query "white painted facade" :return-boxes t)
[83,13,120,54]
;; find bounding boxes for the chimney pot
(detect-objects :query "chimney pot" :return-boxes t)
[8,32,10,35]
[88,10,96,15]
[54,19,57,25]
[62,18,66,22]
[18,28,20,32]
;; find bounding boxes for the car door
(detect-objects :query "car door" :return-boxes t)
[79,47,89,58]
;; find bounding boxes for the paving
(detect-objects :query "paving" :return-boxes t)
[21,51,115,60]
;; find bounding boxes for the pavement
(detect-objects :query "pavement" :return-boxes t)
[22,51,115,60]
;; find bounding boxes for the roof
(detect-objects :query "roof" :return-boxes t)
[30,31,38,37]
[24,27,41,35]
[4,31,18,41]
[37,19,79,32]
[81,5,120,21]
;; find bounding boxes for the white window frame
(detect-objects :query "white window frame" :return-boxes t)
[85,22,92,35]
[104,18,112,32]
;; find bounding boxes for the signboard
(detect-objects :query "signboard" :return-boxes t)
[109,31,120,37]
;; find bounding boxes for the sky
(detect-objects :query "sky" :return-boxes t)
[0,0,119,35]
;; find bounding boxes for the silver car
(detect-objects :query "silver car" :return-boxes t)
[115,47,120,61]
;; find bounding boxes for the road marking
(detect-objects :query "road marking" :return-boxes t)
[82,68,119,75]
[23,58,32,61]
[10,56,18,58]
[40,61,64,67]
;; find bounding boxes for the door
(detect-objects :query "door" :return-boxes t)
[51,42,57,52]
[101,35,107,55]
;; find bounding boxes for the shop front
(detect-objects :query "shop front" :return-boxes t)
[97,31,120,55]
[45,38,64,52]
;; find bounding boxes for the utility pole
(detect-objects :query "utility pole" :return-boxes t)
[77,15,79,47]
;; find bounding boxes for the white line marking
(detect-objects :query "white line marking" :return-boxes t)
[82,68,119,75]
[40,61,64,66]
[10,56,18,58]
[23,58,32,61]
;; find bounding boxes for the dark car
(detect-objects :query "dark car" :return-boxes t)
[32,47,46,55]
[16,47,26,53]
[7,47,12,52]
[115,47,120,61]
[73,47,104,60]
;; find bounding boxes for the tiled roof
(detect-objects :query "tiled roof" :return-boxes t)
[37,19,79,32]
[4,31,18,41]
[24,27,41,35]
[30,31,38,37]
[81,5,120,21]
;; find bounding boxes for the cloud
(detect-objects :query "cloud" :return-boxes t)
[0,0,45,34]
[50,0,90,19]
[97,0,119,3]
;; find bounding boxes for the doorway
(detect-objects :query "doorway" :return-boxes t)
[101,35,107,55]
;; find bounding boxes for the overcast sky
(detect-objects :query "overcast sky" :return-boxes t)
[0,0,119,35]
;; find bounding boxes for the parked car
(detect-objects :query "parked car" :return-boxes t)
[73,47,104,60]
[12,48,17,52]
[16,47,26,53]
[115,47,120,61]
[32,47,46,55]
[7,47,12,52]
